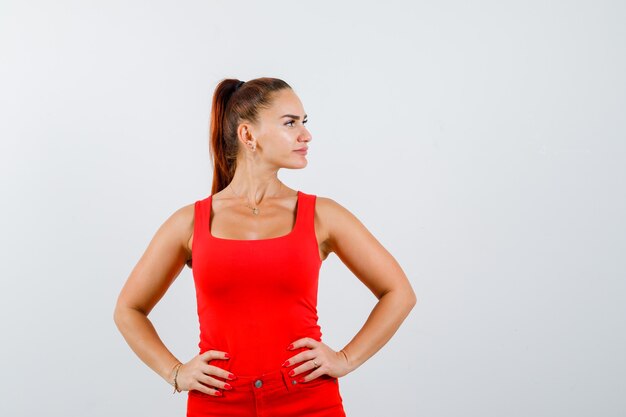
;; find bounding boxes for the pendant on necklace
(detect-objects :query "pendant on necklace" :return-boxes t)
[252,207,259,215]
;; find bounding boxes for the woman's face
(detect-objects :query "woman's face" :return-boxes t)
[241,88,312,169]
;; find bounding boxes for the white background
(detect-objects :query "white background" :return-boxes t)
[1,1,625,416]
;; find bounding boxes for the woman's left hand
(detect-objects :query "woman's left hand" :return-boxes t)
[282,337,353,381]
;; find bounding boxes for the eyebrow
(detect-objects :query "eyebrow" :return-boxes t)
[280,114,308,120]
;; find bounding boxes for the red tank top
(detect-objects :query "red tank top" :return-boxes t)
[191,190,323,376]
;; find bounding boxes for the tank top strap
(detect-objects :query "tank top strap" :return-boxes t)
[193,197,209,242]
[295,191,315,233]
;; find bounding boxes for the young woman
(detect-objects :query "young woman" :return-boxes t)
[114,77,417,416]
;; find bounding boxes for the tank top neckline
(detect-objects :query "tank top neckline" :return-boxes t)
[207,190,303,242]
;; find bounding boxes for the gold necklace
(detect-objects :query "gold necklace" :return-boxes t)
[228,182,284,215]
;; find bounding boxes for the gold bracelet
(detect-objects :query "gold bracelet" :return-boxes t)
[171,362,183,394]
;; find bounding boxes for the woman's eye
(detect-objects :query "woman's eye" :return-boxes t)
[286,120,308,127]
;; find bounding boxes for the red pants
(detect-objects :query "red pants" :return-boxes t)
[186,364,347,417]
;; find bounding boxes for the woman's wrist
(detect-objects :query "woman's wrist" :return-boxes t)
[339,349,355,373]
[170,362,183,393]
[165,360,182,386]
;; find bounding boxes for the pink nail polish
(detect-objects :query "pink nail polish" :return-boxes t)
[224,353,230,359]
[228,373,236,380]
[288,370,295,376]
[224,383,232,390]
[287,344,294,350]
[214,391,222,396]
[282,360,289,367]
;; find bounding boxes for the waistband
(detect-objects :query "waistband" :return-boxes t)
[225,365,337,393]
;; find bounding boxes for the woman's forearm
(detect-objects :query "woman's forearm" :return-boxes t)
[340,289,416,373]
[113,306,181,386]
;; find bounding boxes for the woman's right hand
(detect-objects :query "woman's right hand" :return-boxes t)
[176,350,237,396]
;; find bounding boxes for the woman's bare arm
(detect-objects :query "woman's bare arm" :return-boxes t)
[317,196,417,372]
[113,203,194,386]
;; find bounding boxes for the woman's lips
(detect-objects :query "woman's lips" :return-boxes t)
[294,149,308,155]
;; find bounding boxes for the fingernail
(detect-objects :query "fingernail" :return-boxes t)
[288,370,295,376]
[297,377,305,383]
[224,353,230,359]
[287,344,294,350]
[215,391,222,396]
[282,360,289,367]
[224,383,232,390]
[229,373,237,380]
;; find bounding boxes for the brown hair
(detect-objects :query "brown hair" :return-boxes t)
[209,77,292,194]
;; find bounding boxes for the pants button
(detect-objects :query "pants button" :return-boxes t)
[254,379,263,388]
[291,379,298,385]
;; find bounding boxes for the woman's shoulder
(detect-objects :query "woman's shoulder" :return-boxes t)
[164,199,203,264]
[309,193,350,213]
[173,194,212,217]
[168,200,197,223]
[309,193,370,257]
[158,196,208,241]
[158,202,196,250]
[310,193,363,230]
